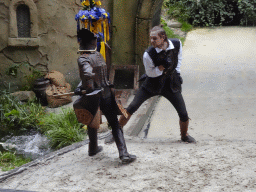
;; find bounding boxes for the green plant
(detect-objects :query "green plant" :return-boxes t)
[5,62,43,91]
[237,0,256,26]
[179,19,193,32]
[21,69,43,91]
[164,0,191,23]
[38,108,86,149]
[5,63,23,77]
[165,0,256,27]
[161,18,185,44]
[0,151,31,171]
[189,0,236,26]
[0,90,45,136]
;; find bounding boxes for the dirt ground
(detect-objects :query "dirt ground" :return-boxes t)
[0,27,256,192]
[0,138,255,191]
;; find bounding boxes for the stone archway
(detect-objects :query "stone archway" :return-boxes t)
[135,0,164,75]
[110,0,164,75]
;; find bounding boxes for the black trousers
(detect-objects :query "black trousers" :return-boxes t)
[86,92,119,125]
[126,80,189,122]
[86,92,129,157]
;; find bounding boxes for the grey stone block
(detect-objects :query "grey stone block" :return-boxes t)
[167,20,182,28]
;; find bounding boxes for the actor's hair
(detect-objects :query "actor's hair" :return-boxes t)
[150,25,168,42]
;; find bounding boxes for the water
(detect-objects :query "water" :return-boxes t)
[2,133,52,160]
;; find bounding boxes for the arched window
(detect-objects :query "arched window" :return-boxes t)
[9,0,39,46]
[16,4,31,38]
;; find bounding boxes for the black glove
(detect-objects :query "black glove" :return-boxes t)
[109,83,114,88]
[177,73,183,84]
[74,87,83,95]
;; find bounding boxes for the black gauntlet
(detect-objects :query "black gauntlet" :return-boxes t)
[74,87,83,95]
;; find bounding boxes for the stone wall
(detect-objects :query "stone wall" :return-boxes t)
[0,0,163,91]
[0,0,82,91]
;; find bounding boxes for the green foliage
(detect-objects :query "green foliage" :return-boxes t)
[5,62,43,91]
[1,89,86,150]
[165,0,256,27]
[21,70,43,91]
[164,0,191,23]
[0,91,87,170]
[179,20,193,32]
[38,108,86,149]
[161,18,185,44]
[237,0,256,26]
[188,0,236,27]
[0,151,31,171]
[5,63,23,77]
[0,90,45,136]
[69,79,81,92]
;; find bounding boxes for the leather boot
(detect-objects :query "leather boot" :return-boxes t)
[109,119,136,164]
[180,120,196,143]
[105,112,131,145]
[119,111,131,127]
[87,126,103,156]
[105,112,131,144]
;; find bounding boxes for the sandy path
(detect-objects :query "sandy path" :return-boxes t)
[0,138,255,191]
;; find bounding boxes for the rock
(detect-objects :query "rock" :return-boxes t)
[10,91,36,102]
[167,20,182,28]
[0,142,17,152]
[98,122,110,133]
[170,27,187,38]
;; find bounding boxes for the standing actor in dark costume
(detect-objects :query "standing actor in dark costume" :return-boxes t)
[118,25,196,143]
[73,28,136,163]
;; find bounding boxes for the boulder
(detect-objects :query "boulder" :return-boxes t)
[10,91,36,102]
[0,142,17,152]
[98,122,110,133]
[167,20,182,28]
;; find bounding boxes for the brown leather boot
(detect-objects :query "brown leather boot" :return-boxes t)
[180,120,196,143]
[119,111,131,127]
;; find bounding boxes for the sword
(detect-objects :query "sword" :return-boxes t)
[52,90,86,97]
[52,89,102,97]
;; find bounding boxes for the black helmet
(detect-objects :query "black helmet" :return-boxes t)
[77,28,97,50]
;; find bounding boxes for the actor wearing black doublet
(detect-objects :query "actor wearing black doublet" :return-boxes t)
[119,26,196,143]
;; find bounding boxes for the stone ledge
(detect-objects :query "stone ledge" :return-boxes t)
[8,38,40,47]
[124,95,160,137]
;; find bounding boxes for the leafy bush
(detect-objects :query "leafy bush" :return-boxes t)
[161,18,186,44]
[0,90,87,170]
[38,108,87,149]
[165,0,256,27]
[1,89,87,150]
[0,90,45,136]
[180,20,193,32]
[238,0,256,26]
[164,0,191,22]
[5,62,43,91]
[20,69,43,91]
